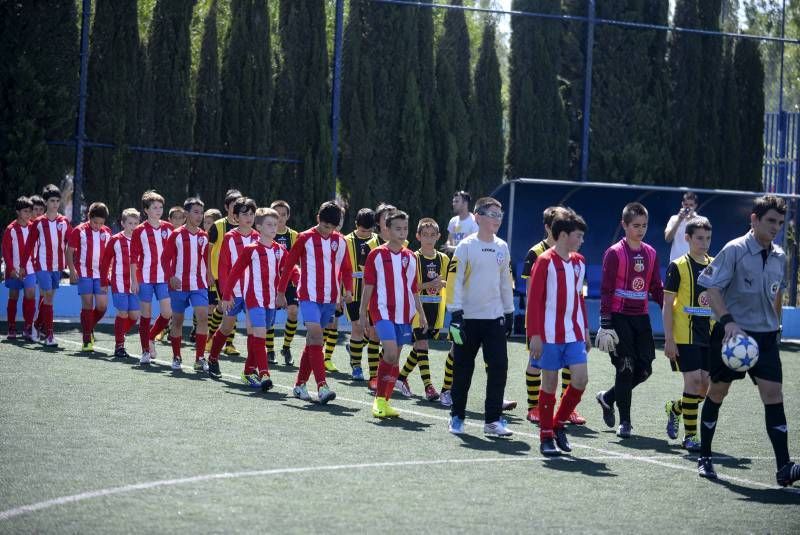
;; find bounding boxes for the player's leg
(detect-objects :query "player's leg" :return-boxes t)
[346,302,365,380]
[6,285,20,338]
[366,319,381,390]
[440,343,455,407]
[279,286,299,364]
[396,332,421,398]
[669,345,706,450]
[323,315,339,372]
[77,279,95,349]
[209,303,238,366]
[92,286,108,333]
[416,337,438,401]
[22,282,36,339]
[558,365,585,425]
[525,363,542,423]
[481,318,511,435]
[373,322,407,418]
[149,284,173,352]
[538,366,561,455]
[190,292,209,371]
[168,291,188,369]
[552,344,588,451]
[448,321,481,434]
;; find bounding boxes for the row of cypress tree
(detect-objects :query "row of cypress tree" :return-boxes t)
[0,0,768,229]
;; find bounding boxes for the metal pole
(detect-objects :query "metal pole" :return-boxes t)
[579,0,596,181]
[330,0,346,200]
[72,0,91,225]
[777,0,787,194]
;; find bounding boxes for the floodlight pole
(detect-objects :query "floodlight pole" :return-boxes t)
[330,0,346,201]
[73,0,91,225]
[579,0,596,182]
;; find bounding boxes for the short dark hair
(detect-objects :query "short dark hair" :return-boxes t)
[622,202,648,224]
[30,195,45,208]
[543,206,573,228]
[474,197,502,214]
[224,189,242,209]
[374,203,397,226]
[318,201,342,226]
[355,208,376,230]
[141,190,165,210]
[685,216,712,236]
[683,191,698,203]
[752,195,787,219]
[270,200,290,215]
[88,202,109,220]
[42,184,61,201]
[454,190,471,206]
[233,197,257,216]
[184,197,205,212]
[385,210,408,228]
[551,213,587,240]
[15,196,33,212]
[169,206,185,220]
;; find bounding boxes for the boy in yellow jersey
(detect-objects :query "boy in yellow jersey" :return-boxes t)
[344,208,377,380]
[662,216,713,452]
[270,200,300,365]
[396,218,448,401]
[521,206,585,425]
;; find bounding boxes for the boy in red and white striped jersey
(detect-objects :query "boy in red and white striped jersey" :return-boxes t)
[100,208,141,358]
[23,184,72,346]
[67,202,112,352]
[527,210,590,456]
[359,210,427,418]
[162,197,210,373]
[276,201,353,404]
[130,191,174,365]
[2,196,36,339]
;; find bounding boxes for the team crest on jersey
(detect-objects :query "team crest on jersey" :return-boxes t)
[198,236,206,247]
[698,291,710,307]
[496,251,505,265]
[100,232,109,242]
[573,262,581,277]
[161,229,169,239]
[631,277,646,292]
[57,222,66,232]
[427,267,438,281]
[633,255,645,273]
[331,241,339,252]
[771,281,780,297]
[401,256,409,269]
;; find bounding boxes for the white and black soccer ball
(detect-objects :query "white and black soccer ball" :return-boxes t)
[721,334,759,372]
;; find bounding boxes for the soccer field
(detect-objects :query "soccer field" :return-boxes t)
[1,325,799,533]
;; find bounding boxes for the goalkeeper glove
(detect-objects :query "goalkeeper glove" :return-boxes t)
[595,327,619,353]
[449,310,466,345]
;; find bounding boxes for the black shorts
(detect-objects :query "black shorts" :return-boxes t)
[709,323,782,384]
[208,285,219,306]
[413,303,444,341]
[285,282,298,307]
[609,314,655,373]
[346,301,361,321]
[671,344,710,373]
[413,327,442,342]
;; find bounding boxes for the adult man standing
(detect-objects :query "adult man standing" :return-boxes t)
[443,191,479,255]
[664,192,699,262]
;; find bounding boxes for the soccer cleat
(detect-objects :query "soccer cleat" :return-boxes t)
[139,351,152,366]
[81,341,94,353]
[351,366,365,381]
[281,348,293,366]
[324,359,339,373]
[113,347,130,359]
[540,438,561,457]
[665,400,681,440]
[368,377,378,395]
[554,427,572,452]
[776,462,800,487]
[617,421,633,438]
[502,399,517,411]
[260,375,273,392]
[208,360,222,379]
[37,330,48,343]
[171,357,182,370]
[697,456,718,480]
[7,330,17,340]
[23,326,34,342]
[440,389,453,407]
[293,383,312,401]
[317,385,336,404]
[448,415,465,434]
[563,410,586,425]
[223,343,240,357]
[194,357,209,373]
[372,397,400,418]
[682,435,701,453]
[396,378,413,398]
[149,340,158,359]
[527,406,540,424]
[268,351,277,365]
[154,330,166,342]
[43,335,58,347]
[596,391,615,428]
[241,371,261,388]
[424,384,440,402]
[484,419,513,437]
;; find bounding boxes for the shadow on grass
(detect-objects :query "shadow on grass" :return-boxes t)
[369,417,434,432]
[562,425,600,438]
[611,434,684,455]
[281,401,361,417]
[707,477,800,504]
[542,456,617,477]
[455,434,532,456]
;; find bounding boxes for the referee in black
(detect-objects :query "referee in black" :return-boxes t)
[696,195,799,486]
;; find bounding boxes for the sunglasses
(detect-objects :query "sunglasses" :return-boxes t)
[478,209,503,220]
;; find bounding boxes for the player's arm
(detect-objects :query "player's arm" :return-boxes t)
[2,228,15,278]
[596,248,620,352]
[697,246,742,342]
[649,253,665,309]
[99,237,115,289]
[662,262,680,360]
[129,229,141,294]
[66,228,79,284]
[221,249,248,309]
[217,240,231,297]
[340,245,353,300]
[664,214,682,243]
[161,232,178,289]
[20,220,39,270]
[276,235,303,295]
[527,256,548,358]
[206,224,219,287]
[446,242,468,313]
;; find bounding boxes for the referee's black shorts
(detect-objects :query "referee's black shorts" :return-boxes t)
[709,323,782,384]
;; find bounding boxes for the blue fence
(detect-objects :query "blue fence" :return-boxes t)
[764,111,800,195]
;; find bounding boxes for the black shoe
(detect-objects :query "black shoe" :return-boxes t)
[596,391,615,428]
[260,376,274,392]
[281,348,293,366]
[268,351,277,364]
[554,427,572,453]
[540,438,561,457]
[617,421,632,439]
[208,360,222,380]
[776,461,800,487]
[698,456,718,480]
[113,347,130,359]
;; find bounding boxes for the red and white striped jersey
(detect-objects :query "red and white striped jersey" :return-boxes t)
[527,248,588,344]
[364,245,419,324]
[2,220,34,278]
[277,227,353,304]
[100,232,133,293]
[130,221,174,284]
[223,241,289,309]
[162,227,209,291]
[68,222,112,279]
[217,228,259,298]
[24,215,71,272]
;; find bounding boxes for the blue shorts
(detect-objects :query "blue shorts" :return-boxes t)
[170,290,209,315]
[374,320,413,347]
[138,282,170,303]
[530,341,588,371]
[299,300,336,327]
[226,297,246,317]
[77,277,104,296]
[5,274,36,290]
[248,307,276,329]
[36,270,61,291]
[112,292,141,312]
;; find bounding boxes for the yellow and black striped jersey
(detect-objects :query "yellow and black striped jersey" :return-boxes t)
[274,227,298,252]
[521,239,551,279]
[209,217,237,279]
[665,253,714,346]
[345,230,377,301]
[413,249,450,329]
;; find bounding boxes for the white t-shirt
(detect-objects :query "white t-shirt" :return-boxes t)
[448,234,515,319]
[667,214,691,262]
[447,214,479,246]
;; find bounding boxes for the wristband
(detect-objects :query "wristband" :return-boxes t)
[719,314,734,327]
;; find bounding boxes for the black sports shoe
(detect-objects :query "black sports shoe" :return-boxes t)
[113,347,130,359]
[554,427,572,453]
[260,376,274,392]
[281,348,293,366]
[596,391,615,428]
[776,461,800,487]
[617,421,632,439]
[697,456,718,480]
[208,360,222,380]
[540,438,561,457]
[268,351,277,364]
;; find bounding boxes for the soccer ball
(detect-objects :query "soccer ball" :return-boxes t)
[721,334,759,372]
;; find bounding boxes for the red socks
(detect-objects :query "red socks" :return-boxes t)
[539,391,557,440]
[171,335,182,358]
[114,317,126,347]
[80,309,92,343]
[554,385,585,427]
[252,336,269,377]
[139,317,151,352]
[296,347,311,386]
[308,345,326,388]
[41,304,53,336]
[195,334,207,361]
[22,298,35,328]
[244,334,257,374]
[209,329,227,361]
[7,298,17,330]
[149,315,169,340]
[376,360,399,400]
